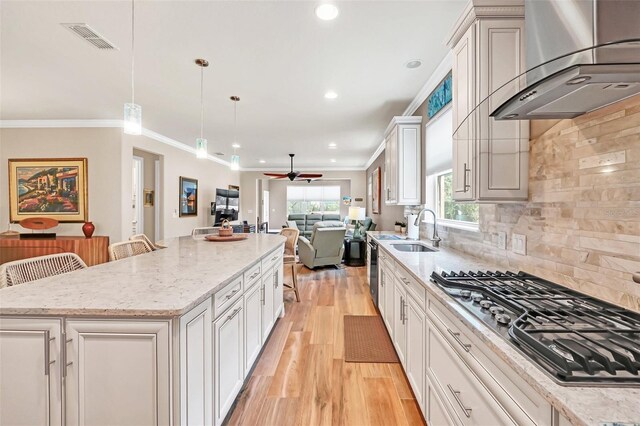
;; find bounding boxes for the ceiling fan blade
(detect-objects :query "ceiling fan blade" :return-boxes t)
[263,173,287,178]
[297,173,323,178]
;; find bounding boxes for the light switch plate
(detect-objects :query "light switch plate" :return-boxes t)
[512,233,527,255]
[497,232,507,250]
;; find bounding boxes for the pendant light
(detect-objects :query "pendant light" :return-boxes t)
[230,96,240,170]
[124,0,142,135]
[195,59,210,159]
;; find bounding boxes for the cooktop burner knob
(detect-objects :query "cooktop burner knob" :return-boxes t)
[460,290,471,298]
[471,293,484,303]
[495,313,511,325]
[479,300,493,309]
[489,306,505,315]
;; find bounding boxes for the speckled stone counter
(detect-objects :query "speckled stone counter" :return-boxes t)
[368,231,640,426]
[0,234,285,317]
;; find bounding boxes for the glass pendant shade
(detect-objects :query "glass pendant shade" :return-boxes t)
[230,154,240,170]
[123,103,142,135]
[196,138,208,159]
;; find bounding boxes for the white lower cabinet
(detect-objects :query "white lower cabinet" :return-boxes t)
[64,319,171,426]
[244,283,263,375]
[392,277,407,366]
[180,299,212,426]
[405,295,426,413]
[213,298,244,426]
[261,269,275,343]
[427,317,515,425]
[427,374,460,426]
[0,317,63,426]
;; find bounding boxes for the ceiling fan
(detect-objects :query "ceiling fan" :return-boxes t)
[263,154,323,182]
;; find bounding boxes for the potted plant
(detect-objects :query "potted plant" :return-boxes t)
[400,221,407,234]
[394,221,402,233]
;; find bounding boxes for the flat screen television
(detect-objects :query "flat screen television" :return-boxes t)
[212,188,239,225]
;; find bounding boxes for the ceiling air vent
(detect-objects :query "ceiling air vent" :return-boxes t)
[61,23,118,50]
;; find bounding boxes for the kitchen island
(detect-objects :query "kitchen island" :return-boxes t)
[368,231,640,426]
[0,233,286,426]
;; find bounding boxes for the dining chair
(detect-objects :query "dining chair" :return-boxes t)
[280,227,300,302]
[0,253,87,288]
[108,240,153,261]
[130,233,166,250]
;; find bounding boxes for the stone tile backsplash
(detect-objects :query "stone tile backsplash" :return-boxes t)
[421,96,640,312]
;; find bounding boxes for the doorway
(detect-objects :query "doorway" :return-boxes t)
[133,149,163,242]
[132,156,144,236]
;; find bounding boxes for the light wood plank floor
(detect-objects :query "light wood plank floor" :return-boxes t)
[227,265,426,426]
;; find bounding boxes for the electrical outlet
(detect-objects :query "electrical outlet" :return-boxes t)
[512,233,527,255]
[497,232,507,250]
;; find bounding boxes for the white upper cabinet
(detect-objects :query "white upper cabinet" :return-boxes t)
[384,116,422,206]
[448,0,529,202]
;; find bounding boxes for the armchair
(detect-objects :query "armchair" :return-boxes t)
[298,226,346,269]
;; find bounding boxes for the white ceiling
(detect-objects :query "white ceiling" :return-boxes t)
[0,0,465,169]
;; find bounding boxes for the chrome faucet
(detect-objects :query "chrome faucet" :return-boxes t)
[414,208,441,248]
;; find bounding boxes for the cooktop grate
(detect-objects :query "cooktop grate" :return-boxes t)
[431,270,640,386]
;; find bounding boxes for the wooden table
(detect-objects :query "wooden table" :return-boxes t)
[0,235,109,266]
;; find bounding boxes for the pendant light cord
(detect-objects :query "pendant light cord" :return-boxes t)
[200,65,204,139]
[131,0,135,105]
[233,99,237,148]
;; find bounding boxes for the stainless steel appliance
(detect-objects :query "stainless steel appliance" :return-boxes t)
[431,270,640,386]
[492,0,640,120]
[367,238,378,306]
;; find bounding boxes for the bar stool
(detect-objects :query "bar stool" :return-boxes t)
[280,227,300,302]
[0,253,87,288]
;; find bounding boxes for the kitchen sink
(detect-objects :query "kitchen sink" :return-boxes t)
[391,243,437,253]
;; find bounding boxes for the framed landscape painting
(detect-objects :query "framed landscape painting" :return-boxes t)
[8,158,88,223]
[179,176,198,216]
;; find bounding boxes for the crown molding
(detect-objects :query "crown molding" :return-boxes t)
[364,140,386,171]
[0,119,233,167]
[446,0,524,47]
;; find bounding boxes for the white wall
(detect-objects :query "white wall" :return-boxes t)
[122,134,240,241]
[0,127,124,243]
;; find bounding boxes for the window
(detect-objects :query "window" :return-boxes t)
[287,185,340,215]
[436,171,479,224]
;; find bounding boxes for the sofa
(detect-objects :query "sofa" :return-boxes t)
[287,213,342,237]
[298,223,347,269]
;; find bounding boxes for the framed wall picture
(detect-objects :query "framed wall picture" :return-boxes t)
[8,158,88,223]
[144,189,154,207]
[371,167,381,214]
[179,177,198,217]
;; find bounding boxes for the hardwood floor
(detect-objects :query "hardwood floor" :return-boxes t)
[227,265,425,426]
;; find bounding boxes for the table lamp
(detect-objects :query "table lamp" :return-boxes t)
[348,207,366,239]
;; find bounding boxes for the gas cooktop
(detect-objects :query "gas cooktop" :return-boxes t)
[431,270,640,387]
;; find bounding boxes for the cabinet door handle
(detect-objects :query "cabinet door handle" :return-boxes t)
[62,333,73,377]
[261,285,265,305]
[403,299,408,323]
[463,163,471,192]
[447,328,471,352]
[447,384,472,418]
[273,271,278,288]
[226,307,241,322]
[400,296,405,325]
[44,330,51,376]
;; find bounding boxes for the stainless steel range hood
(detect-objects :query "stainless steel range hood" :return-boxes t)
[491,0,640,120]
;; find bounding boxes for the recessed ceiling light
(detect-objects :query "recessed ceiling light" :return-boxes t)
[328,143,337,149]
[330,159,336,163]
[324,91,338,99]
[315,4,339,20]
[232,143,241,148]
[406,59,422,69]
[259,160,266,164]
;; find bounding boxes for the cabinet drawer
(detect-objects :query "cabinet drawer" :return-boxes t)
[243,262,262,290]
[427,318,516,426]
[379,250,394,271]
[396,266,425,310]
[427,297,550,426]
[261,248,283,272]
[213,276,243,319]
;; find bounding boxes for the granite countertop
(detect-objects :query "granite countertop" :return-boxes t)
[0,234,285,317]
[368,231,640,426]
